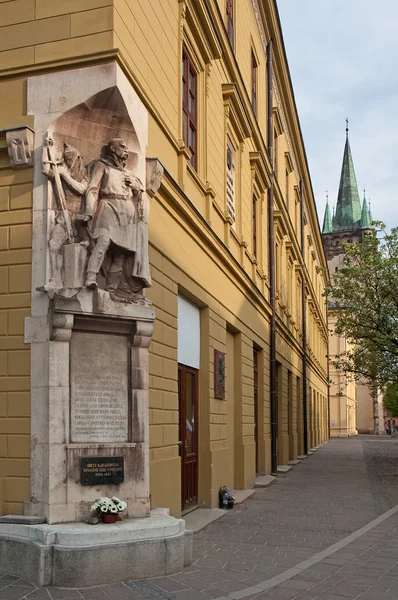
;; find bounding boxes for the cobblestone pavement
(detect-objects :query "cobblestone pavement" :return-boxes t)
[1,436,398,600]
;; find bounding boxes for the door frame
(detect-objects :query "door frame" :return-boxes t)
[178,363,199,514]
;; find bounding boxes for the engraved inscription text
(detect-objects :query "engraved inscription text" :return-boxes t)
[71,332,129,443]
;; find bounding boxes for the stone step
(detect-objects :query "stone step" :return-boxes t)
[232,488,256,504]
[277,465,292,473]
[184,508,226,533]
[254,475,276,488]
[0,515,46,525]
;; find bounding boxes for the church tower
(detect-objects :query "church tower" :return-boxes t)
[322,123,382,436]
[322,123,372,275]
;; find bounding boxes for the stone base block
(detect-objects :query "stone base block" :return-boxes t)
[0,515,46,525]
[0,512,192,587]
[0,535,52,586]
[276,465,292,473]
[63,243,87,289]
[254,475,276,488]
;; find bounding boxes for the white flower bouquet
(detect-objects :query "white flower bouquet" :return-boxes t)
[91,496,127,516]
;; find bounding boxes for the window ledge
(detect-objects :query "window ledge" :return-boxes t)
[187,160,207,194]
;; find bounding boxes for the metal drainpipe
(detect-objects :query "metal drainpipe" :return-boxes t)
[300,179,309,455]
[267,40,277,475]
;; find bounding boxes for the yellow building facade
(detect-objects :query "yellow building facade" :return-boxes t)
[0,0,329,518]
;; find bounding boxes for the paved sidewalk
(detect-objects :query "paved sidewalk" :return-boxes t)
[1,436,398,600]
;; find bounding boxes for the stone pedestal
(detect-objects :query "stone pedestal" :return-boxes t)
[24,289,155,524]
[0,510,193,587]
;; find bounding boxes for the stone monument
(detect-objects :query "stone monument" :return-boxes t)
[0,64,192,587]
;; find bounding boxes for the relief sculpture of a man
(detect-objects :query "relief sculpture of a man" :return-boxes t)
[83,138,150,303]
[43,137,155,304]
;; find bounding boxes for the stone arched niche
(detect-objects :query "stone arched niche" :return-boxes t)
[49,86,142,180]
[40,82,158,301]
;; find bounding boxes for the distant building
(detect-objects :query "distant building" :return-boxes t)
[321,127,383,436]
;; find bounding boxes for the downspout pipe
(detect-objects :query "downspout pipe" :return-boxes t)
[300,179,308,455]
[267,40,278,475]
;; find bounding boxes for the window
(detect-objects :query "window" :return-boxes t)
[273,128,278,176]
[285,168,289,208]
[251,51,257,116]
[182,50,198,170]
[252,194,257,257]
[275,240,280,293]
[226,0,234,48]
[226,137,236,226]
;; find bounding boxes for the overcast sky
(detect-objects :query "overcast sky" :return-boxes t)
[277,0,398,231]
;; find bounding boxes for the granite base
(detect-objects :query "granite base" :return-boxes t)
[0,512,192,587]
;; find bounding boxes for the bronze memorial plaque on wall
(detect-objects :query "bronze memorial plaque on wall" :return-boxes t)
[214,349,226,399]
[81,457,124,486]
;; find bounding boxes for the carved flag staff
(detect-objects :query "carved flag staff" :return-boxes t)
[46,138,74,244]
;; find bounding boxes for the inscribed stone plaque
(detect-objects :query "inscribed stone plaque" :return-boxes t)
[81,456,124,486]
[71,332,129,443]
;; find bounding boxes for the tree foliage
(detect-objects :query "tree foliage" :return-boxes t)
[326,223,398,390]
[383,383,398,417]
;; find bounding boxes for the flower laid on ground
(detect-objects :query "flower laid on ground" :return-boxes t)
[90,497,127,515]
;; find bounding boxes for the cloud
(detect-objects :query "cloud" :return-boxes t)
[277,0,398,229]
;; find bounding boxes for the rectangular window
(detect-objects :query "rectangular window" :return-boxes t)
[275,240,280,293]
[273,128,278,176]
[226,0,234,48]
[252,194,257,258]
[251,51,257,116]
[226,137,236,226]
[182,50,197,170]
[285,168,289,209]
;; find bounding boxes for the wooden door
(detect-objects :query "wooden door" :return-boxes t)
[253,348,259,474]
[178,364,199,512]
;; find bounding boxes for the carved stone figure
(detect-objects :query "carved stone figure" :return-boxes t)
[146,158,164,198]
[83,138,150,303]
[42,137,157,304]
[42,138,89,289]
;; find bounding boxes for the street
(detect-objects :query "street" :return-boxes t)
[1,436,398,600]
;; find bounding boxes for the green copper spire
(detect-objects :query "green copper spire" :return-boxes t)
[322,192,333,233]
[368,200,373,223]
[333,122,362,231]
[360,190,371,229]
